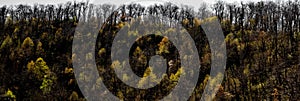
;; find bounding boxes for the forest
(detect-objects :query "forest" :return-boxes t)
[0,0,300,100]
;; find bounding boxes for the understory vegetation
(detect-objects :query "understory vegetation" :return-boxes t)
[0,0,300,100]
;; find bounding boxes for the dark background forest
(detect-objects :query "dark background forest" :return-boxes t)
[0,0,300,100]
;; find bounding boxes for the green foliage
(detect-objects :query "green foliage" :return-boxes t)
[35,58,50,77]
[2,0,300,100]
[40,73,57,94]
[5,89,16,100]
[27,57,57,94]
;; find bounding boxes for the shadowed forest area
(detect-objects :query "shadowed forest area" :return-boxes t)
[0,0,300,100]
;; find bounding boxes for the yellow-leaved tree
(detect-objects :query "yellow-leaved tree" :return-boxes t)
[5,89,16,101]
[27,57,57,94]
[158,37,170,54]
[0,35,13,50]
[137,67,160,88]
